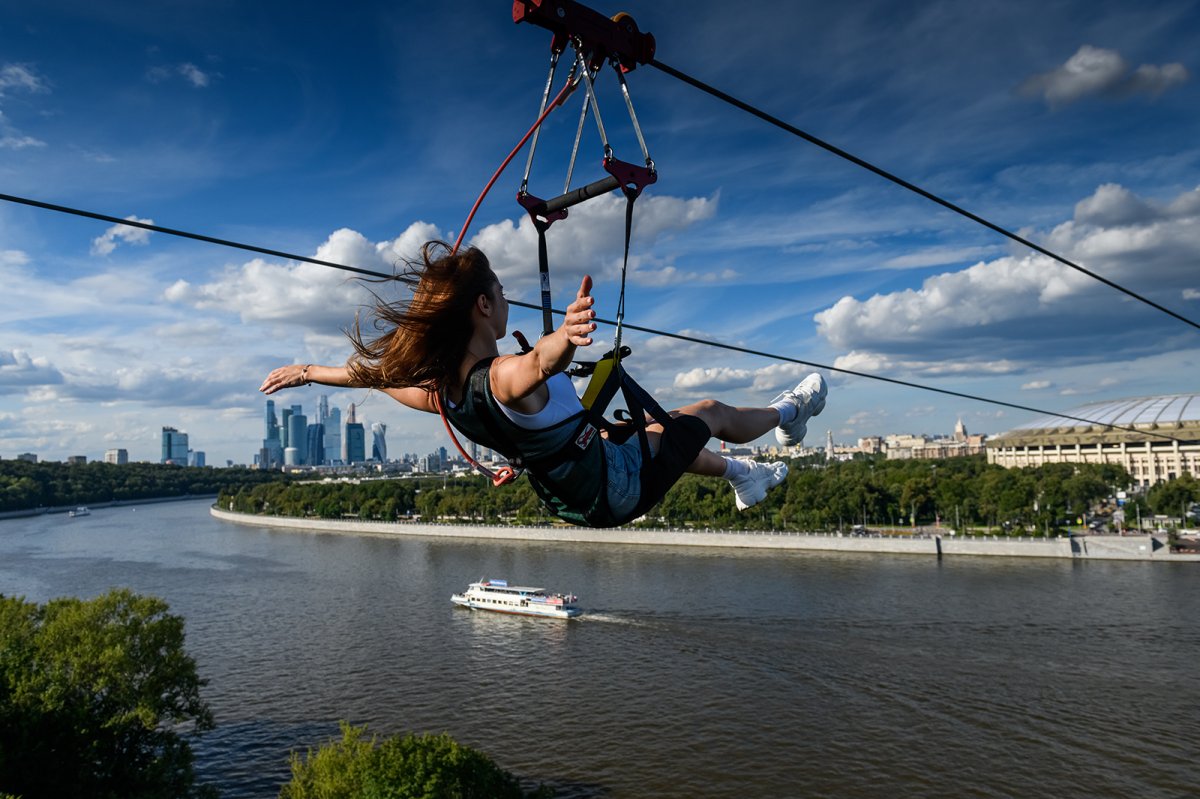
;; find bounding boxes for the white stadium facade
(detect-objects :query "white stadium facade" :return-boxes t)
[986,394,1200,487]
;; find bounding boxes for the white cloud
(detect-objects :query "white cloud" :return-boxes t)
[90,216,154,256]
[468,193,717,296]
[880,246,997,270]
[1184,289,1200,300]
[0,64,48,95]
[814,183,1200,370]
[147,63,214,87]
[0,108,46,150]
[0,350,64,393]
[0,134,46,149]
[671,362,814,396]
[832,350,1019,379]
[0,65,49,149]
[163,225,439,332]
[1020,45,1188,107]
[179,63,210,87]
[1021,380,1053,390]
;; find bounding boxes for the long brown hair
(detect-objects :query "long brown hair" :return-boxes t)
[347,241,496,392]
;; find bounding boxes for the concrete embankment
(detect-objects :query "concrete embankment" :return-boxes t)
[209,507,1198,562]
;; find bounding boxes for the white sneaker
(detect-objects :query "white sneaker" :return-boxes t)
[730,460,789,511]
[774,373,828,447]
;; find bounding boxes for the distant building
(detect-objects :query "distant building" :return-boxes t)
[104,448,128,465]
[66,455,87,465]
[306,423,325,466]
[161,427,189,464]
[280,406,293,449]
[325,407,342,465]
[16,453,37,463]
[188,450,206,468]
[287,412,308,465]
[884,418,986,460]
[344,403,366,464]
[987,393,1200,487]
[371,423,387,462]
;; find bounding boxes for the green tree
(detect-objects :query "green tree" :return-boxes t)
[1147,473,1200,523]
[0,589,214,799]
[280,722,549,799]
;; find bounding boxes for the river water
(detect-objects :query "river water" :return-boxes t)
[1,499,1196,798]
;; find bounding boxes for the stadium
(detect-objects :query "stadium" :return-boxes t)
[986,394,1200,487]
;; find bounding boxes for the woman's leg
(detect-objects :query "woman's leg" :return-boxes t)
[641,399,780,477]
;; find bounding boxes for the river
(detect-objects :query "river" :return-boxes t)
[1,499,1196,798]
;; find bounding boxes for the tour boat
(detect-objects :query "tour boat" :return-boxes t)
[68,506,91,517]
[451,578,581,619]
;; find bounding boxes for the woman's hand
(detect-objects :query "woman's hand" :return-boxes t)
[259,364,311,394]
[564,274,596,348]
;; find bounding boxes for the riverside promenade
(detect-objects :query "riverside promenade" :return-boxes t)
[210,507,1197,562]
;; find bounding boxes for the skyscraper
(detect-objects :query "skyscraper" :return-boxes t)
[104,448,128,465]
[344,403,366,464]
[318,394,329,426]
[161,427,189,464]
[261,399,283,469]
[265,400,279,442]
[287,412,308,465]
[325,407,342,465]
[306,423,325,467]
[280,406,293,449]
[371,422,387,462]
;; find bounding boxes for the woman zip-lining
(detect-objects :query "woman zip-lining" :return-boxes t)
[260,241,828,528]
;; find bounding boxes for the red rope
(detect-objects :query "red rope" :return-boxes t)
[451,76,577,254]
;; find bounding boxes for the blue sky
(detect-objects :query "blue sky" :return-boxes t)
[1,0,1198,465]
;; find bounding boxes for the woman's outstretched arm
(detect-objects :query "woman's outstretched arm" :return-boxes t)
[259,363,356,395]
[259,363,437,414]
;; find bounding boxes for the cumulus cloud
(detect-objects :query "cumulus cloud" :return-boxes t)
[469,193,717,295]
[1020,45,1188,107]
[48,364,244,407]
[0,350,64,393]
[163,224,440,332]
[671,362,814,395]
[1185,289,1200,300]
[90,216,154,256]
[1021,380,1053,390]
[814,183,1200,372]
[832,351,1019,379]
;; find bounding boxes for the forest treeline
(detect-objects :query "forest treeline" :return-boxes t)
[0,460,293,513]
[218,455,1198,534]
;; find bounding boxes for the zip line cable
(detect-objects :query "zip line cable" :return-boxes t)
[0,190,1185,444]
[647,58,1200,334]
[0,192,387,280]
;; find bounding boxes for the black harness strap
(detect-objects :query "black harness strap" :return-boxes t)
[536,219,554,337]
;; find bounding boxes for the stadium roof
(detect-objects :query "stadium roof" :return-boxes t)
[990,393,1200,446]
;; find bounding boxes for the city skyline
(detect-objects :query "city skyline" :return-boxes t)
[2,1,1197,465]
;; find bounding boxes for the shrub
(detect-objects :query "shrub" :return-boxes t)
[280,722,549,799]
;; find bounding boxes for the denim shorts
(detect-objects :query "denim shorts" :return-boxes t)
[602,437,644,521]
[601,415,711,522]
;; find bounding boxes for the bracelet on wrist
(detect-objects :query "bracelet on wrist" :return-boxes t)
[301,364,311,385]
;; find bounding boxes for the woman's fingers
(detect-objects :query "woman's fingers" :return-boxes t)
[259,365,302,394]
